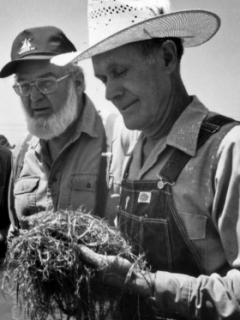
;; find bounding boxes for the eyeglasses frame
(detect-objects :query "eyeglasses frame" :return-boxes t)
[13,73,71,96]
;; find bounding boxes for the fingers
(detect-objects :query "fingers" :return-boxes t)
[77,245,155,297]
[77,245,135,288]
[78,245,131,272]
[78,245,107,268]
[104,256,132,275]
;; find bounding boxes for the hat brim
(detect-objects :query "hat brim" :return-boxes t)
[0,54,56,78]
[51,9,221,66]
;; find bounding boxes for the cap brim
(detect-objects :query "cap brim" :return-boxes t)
[50,52,81,67]
[51,9,220,66]
[0,54,56,78]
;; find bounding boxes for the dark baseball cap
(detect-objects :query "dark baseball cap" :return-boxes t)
[0,26,77,78]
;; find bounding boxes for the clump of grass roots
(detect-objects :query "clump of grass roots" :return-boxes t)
[2,210,146,320]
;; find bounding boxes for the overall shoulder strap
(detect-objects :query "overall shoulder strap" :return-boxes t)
[12,133,32,183]
[159,115,238,184]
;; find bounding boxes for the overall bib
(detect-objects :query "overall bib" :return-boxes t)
[117,115,234,320]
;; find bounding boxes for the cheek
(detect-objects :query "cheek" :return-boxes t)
[136,74,158,99]
[140,86,159,108]
[48,91,68,112]
[20,97,32,115]
[140,89,163,121]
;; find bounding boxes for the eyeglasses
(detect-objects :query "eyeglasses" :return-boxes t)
[13,74,71,96]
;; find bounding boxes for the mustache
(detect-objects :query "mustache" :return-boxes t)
[21,83,79,140]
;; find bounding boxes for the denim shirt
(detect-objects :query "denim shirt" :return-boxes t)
[128,96,240,319]
[9,95,138,229]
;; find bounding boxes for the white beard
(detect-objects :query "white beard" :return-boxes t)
[21,82,79,140]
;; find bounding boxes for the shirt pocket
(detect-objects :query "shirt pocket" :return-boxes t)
[68,174,97,191]
[68,174,98,212]
[14,176,40,217]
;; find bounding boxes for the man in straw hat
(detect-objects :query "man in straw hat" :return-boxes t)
[52,0,240,319]
[0,26,137,233]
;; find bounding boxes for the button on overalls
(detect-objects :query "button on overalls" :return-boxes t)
[117,115,235,320]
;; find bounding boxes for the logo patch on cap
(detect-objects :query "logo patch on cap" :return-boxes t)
[19,39,35,55]
[138,192,151,203]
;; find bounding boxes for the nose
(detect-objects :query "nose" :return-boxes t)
[30,84,44,102]
[105,80,123,102]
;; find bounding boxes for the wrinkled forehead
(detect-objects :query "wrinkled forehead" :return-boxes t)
[16,60,64,81]
[92,42,144,71]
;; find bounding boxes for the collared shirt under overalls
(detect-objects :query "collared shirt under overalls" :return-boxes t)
[117,115,234,320]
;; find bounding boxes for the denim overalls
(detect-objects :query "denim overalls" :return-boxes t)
[117,115,234,320]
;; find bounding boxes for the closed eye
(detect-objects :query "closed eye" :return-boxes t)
[112,67,127,78]
[95,66,128,85]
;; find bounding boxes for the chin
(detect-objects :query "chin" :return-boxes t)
[122,116,143,131]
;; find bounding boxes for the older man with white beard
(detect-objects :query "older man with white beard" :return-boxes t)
[0,26,136,232]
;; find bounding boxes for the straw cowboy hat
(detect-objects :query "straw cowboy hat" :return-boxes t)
[51,0,221,66]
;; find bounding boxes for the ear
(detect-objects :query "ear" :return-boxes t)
[73,70,85,94]
[161,40,178,74]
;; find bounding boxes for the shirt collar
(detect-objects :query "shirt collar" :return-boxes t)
[74,93,98,138]
[29,93,99,151]
[166,96,209,157]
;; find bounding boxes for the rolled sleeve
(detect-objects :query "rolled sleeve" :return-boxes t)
[154,270,240,319]
[154,271,192,317]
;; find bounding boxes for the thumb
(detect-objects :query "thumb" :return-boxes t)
[78,245,107,268]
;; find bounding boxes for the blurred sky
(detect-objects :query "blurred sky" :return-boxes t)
[0,0,240,144]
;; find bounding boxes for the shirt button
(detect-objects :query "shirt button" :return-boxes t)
[144,214,148,218]
[86,183,91,188]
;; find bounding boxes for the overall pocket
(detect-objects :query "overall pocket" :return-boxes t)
[118,209,172,271]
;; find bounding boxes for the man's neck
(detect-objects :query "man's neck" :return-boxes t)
[144,79,191,141]
[142,80,191,165]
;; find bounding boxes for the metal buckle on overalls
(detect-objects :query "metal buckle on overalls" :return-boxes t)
[157,174,175,189]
